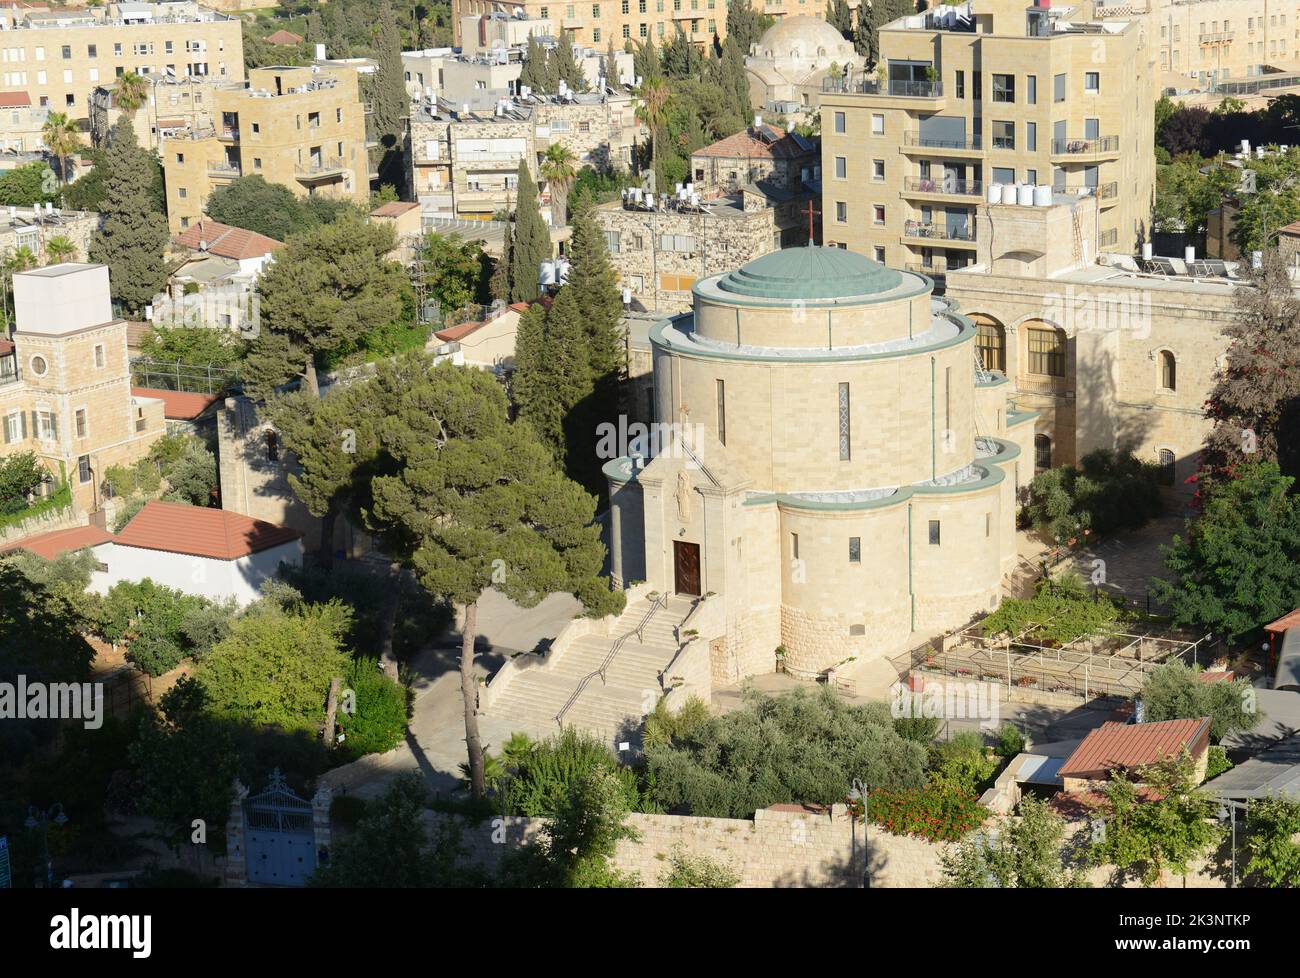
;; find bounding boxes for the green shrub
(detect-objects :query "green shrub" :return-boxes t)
[501,729,639,818]
[868,785,987,842]
[1026,449,1164,544]
[981,575,1132,646]
[659,847,740,888]
[642,694,710,748]
[930,732,999,794]
[645,687,927,818]
[995,724,1027,759]
[894,715,942,745]
[1205,744,1232,780]
[329,795,369,830]
[336,657,409,760]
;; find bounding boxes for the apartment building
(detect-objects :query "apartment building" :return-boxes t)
[819,0,1155,276]
[0,2,244,122]
[451,0,827,49]
[404,39,634,102]
[1095,0,1300,88]
[410,100,536,220]
[0,263,166,516]
[89,72,223,150]
[160,65,372,232]
[0,204,99,264]
[595,189,781,312]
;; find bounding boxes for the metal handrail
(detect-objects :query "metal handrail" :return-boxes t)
[553,592,667,729]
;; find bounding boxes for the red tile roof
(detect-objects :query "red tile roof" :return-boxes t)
[266,29,304,45]
[132,386,222,421]
[1059,717,1211,781]
[175,219,285,260]
[371,201,419,218]
[114,500,302,561]
[0,92,31,107]
[435,320,487,342]
[1266,608,1300,633]
[0,524,114,561]
[692,126,812,161]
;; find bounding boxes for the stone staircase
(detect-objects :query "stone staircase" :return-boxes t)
[484,594,697,744]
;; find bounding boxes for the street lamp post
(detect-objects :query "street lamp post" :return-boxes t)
[849,779,869,889]
[1216,799,1247,888]
[24,803,68,889]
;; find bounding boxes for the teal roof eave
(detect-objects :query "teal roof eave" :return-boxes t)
[1006,406,1041,427]
[744,464,1005,512]
[693,271,932,310]
[649,313,977,364]
[705,245,911,302]
[977,373,1011,389]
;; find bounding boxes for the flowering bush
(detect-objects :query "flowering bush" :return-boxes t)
[867,785,987,842]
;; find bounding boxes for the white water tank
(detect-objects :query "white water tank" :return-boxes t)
[1033,184,1052,206]
[315,43,327,61]
[1185,245,1196,262]
[1142,242,1153,260]
[1017,183,1034,206]
[987,183,1003,204]
[1241,139,1251,155]
[538,260,556,286]
[1252,250,1264,269]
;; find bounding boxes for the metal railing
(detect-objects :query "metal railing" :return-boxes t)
[553,592,667,729]
[903,130,982,152]
[208,161,241,177]
[903,219,977,242]
[1051,135,1120,155]
[903,176,982,196]
[823,77,943,98]
[295,156,347,177]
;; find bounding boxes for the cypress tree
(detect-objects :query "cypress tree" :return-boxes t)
[554,30,584,92]
[89,118,168,314]
[603,39,621,90]
[371,2,409,193]
[491,225,514,304]
[568,193,624,380]
[633,37,660,82]
[510,161,549,304]
[542,45,561,94]
[520,36,547,93]
[513,291,592,462]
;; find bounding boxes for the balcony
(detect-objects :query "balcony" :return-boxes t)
[901,130,982,155]
[906,261,951,284]
[822,76,946,110]
[219,126,239,140]
[902,219,977,246]
[1050,135,1120,160]
[903,176,982,199]
[295,157,348,181]
[1199,31,1234,43]
[208,160,241,178]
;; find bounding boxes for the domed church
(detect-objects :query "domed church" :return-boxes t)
[605,247,1037,681]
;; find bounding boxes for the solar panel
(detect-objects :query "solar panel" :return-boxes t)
[789,132,814,153]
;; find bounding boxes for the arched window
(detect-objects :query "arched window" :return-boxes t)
[1159,349,1177,391]
[1158,449,1176,485]
[974,316,1006,373]
[1026,325,1066,377]
[1034,433,1052,471]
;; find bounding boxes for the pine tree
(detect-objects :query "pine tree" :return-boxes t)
[510,161,549,303]
[554,30,584,92]
[370,1,408,192]
[721,38,752,123]
[89,119,168,314]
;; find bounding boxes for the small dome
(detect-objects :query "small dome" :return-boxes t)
[716,246,904,301]
[756,15,852,59]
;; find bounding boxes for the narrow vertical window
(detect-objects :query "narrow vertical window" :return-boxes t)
[838,382,851,460]
[791,532,799,561]
[849,537,861,562]
[715,378,725,445]
[928,520,941,545]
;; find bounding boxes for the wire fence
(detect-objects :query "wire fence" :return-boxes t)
[129,357,241,395]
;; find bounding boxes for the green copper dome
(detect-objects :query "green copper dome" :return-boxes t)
[714,246,904,301]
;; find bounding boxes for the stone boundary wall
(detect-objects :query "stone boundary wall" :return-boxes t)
[426,806,1230,889]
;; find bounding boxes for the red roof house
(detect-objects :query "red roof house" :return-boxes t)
[1059,717,1212,790]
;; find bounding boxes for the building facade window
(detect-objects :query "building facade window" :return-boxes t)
[1158,449,1176,485]
[992,73,1015,102]
[838,382,851,460]
[1034,433,1052,471]
[834,110,845,133]
[849,536,861,562]
[1159,349,1176,390]
[928,520,941,545]
[1026,326,1065,376]
[716,378,726,445]
[976,319,1005,372]
[834,156,846,178]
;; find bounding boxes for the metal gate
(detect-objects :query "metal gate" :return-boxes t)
[244,770,316,886]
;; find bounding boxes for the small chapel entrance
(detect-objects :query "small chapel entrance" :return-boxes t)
[673,541,701,596]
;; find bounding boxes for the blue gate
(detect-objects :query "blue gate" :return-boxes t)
[244,770,316,886]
